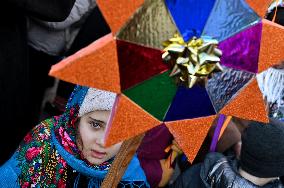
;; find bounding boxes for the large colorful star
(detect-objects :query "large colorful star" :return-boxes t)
[50,0,284,162]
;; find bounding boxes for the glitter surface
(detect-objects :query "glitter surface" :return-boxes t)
[49,34,121,93]
[220,79,269,123]
[105,94,161,147]
[245,0,271,17]
[258,19,284,73]
[97,0,144,34]
[166,115,217,162]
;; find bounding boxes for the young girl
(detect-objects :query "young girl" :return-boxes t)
[0,86,149,187]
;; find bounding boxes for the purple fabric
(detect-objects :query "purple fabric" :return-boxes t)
[137,124,173,187]
[219,22,262,73]
[138,159,162,188]
[210,114,226,152]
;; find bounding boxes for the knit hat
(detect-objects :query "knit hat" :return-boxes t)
[240,119,284,178]
[78,87,117,117]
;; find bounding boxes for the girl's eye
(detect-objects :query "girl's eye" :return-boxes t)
[90,121,101,129]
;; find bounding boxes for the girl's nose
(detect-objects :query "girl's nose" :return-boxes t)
[95,132,105,147]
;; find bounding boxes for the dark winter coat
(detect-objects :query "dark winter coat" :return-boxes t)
[0,0,75,164]
[169,153,284,188]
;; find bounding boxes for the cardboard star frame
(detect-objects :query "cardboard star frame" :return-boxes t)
[50,0,284,162]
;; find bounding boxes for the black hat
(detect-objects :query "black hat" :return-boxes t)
[240,119,284,178]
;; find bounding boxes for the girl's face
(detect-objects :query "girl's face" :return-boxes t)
[76,110,122,165]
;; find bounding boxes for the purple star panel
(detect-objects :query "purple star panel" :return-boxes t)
[218,22,262,73]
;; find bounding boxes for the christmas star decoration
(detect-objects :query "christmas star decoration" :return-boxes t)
[50,0,284,162]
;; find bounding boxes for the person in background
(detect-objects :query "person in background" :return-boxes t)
[37,5,112,122]
[27,0,98,126]
[0,0,76,164]
[168,119,284,188]
[137,125,183,187]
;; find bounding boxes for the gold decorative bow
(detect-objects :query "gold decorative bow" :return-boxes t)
[162,34,223,88]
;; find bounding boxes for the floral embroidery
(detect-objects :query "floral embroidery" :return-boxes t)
[23,132,33,143]
[17,119,67,188]
[25,147,42,161]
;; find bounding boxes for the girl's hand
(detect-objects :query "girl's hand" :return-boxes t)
[170,140,183,155]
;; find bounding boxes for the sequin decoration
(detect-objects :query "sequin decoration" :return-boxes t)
[116,0,177,50]
[258,19,284,73]
[206,67,254,112]
[123,71,177,121]
[117,40,169,90]
[202,0,260,42]
[218,22,262,73]
[220,78,269,123]
[164,86,216,121]
[166,115,217,162]
[49,34,121,93]
[105,94,161,147]
[97,0,144,34]
[165,0,216,41]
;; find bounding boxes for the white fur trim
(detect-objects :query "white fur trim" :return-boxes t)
[257,67,284,107]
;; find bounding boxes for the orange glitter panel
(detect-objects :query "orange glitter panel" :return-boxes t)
[245,0,271,17]
[97,0,144,34]
[258,19,284,73]
[49,34,121,93]
[105,94,161,147]
[221,78,269,123]
[166,115,217,163]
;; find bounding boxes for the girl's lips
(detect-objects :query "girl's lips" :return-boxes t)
[91,150,106,159]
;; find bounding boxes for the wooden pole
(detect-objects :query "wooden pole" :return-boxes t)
[101,133,145,188]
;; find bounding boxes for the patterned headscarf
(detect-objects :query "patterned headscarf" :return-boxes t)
[15,86,148,188]
[53,86,116,160]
